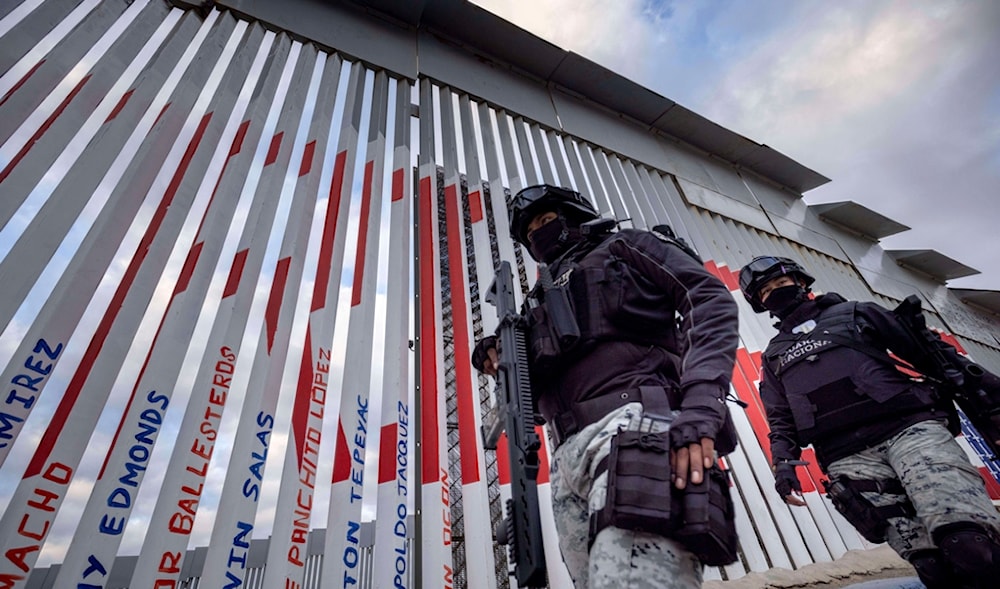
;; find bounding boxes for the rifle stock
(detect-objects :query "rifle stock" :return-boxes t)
[482,261,547,588]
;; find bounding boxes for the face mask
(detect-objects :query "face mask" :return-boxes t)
[528,217,580,263]
[763,284,807,319]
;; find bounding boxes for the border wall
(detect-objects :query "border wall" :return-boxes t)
[1,1,998,588]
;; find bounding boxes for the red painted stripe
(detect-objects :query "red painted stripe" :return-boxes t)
[230,120,250,156]
[391,168,404,201]
[190,115,245,238]
[733,348,821,492]
[351,161,375,307]
[265,257,292,354]
[299,140,316,177]
[704,259,739,292]
[0,74,91,183]
[731,351,773,463]
[0,59,44,107]
[332,420,350,483]
[979,467,1000,500]
[291,328,314,465]
[703,260,720,280]
[734,348,767,418]
[264,132,283,166]
[173,241,203,295]
[536,425,550,484]
[97,114,215,479]
[26,111,214,477]
[223,249,249,298]
[154,102,170,127]
[379,423,399,484]
[444,183,481,483]
[799,448,823,493]
[497,432,510,486]
[709,261,740,292]
[468,190,483,223]
[105,89,135,122]
[419,175,440,484]
[312,150,347,311]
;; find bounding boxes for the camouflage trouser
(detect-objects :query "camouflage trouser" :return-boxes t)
[826,420,1000,559]
[549,402,703,589]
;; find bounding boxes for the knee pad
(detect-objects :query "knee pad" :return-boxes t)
[907,549,953,589]
[933,522,1000,579]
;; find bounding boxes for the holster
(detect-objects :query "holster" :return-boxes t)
[590,430,739,566]
[823,475,914,544]
[591,430,674,543]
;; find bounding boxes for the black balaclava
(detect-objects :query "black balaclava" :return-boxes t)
[528,213,584,263]
[763,284,810,320]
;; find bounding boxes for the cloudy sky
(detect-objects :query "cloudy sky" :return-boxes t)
[474,0,1000,290]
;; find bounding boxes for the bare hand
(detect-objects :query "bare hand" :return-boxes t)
[481,347,499,377]
[671,437,715,489]
[784,492,808,507]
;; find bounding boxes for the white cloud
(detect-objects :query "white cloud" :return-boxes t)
[474,0,1000,289]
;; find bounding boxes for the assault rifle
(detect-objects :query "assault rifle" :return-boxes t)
[481,261,547,588]
[894,295,1000,461]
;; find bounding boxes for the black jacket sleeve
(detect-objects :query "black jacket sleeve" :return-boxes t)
[759,360,802,465]
[609,230,739,413]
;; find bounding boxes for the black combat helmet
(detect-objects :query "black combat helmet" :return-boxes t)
[739,256,815,313]
[508,184,599,247]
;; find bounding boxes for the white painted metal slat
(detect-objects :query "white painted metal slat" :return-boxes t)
[324,66,391,588]
[371,76,414,589]
[415,76,455,589]
[258,51,345,589]
[0,11,234,585]
[0,0,102,86]
[52,18,265,586]
[0,0,148,158]
[126,29,284,589]
[0,7,190,466]
[438,85,498,589]
[197,40,320,587]
[143,31,299,587]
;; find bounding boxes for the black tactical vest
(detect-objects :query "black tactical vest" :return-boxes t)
[525,234,680,371]
[763,302,934,443]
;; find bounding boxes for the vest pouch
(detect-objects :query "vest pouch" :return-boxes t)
[541,282,581,351]
[570,265,615,341]
[527,305,561,369]
[775,350,847,433]
[850,355,917,403]
[590,430,674,547]
[671,465,739,566]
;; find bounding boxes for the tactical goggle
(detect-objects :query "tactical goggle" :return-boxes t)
[510,185,579,210]
[739,256,791,291]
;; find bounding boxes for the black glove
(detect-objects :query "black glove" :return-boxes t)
[774,462,803,498]
[669,406,724,449]
[471,336,497,372]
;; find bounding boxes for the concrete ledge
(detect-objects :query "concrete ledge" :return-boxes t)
[706,546,917,589]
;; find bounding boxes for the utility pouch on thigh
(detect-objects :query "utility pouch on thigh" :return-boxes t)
[823,475,913,544]
[589,430,673,548]
[671,465,739,566]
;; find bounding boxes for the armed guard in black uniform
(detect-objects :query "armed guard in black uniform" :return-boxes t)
[739,255,1000,589]
[473,185,740,588]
